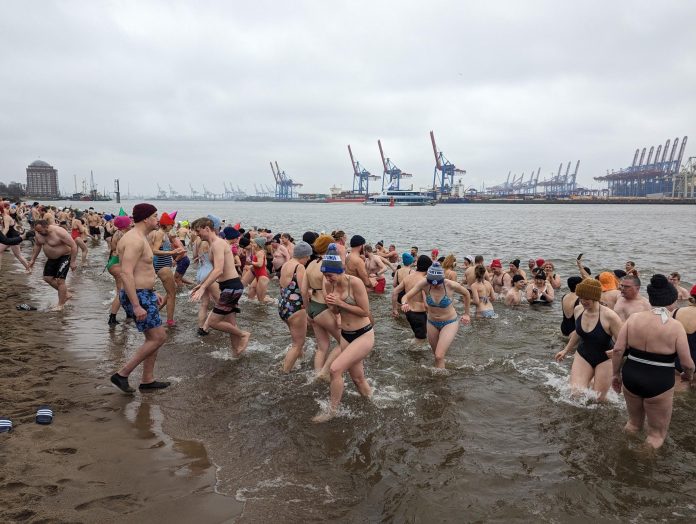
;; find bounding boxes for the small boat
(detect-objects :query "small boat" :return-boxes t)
[364,189,436,206]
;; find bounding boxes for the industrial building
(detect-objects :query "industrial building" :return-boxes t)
[26,159,59,198]
[594,137,688,197]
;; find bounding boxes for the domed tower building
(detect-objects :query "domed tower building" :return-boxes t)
[26,160,59,198]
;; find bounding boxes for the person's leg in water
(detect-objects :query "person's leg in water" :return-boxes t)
[76,237,88,266]
[115,326,168,386]
[283,309,307,373]
[157,267,177,324]
[43,275,71,311]
[642,388,674,449]
[622,387,645,435]
[428,321,459,369]
[207,311,250,356]
[108,265,123,325]
[568,353,596,397]
[256,275,274,304]
[313,328,374,423]
[314,308,342,381]
[9,245,30,271]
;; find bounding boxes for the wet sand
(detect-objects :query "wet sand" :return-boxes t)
[0,268,242,523]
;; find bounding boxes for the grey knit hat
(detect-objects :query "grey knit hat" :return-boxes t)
[293,241,313,259]
[427,262,445,284]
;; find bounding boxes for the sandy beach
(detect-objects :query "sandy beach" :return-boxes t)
[0,267,242,523]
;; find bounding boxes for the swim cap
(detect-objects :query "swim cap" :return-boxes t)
[427,262,445,285]
[431,248,439,257]
[207,214,221,230]
[350,235,366,248]
[253,236,266,248]
[321,243,344,274]
[114,216,131,230]
[647,274,678,307]
[132,203,157,223]
[598,272,618,292]
[313,234,333,256]
[159,212,175,226]
[512,274,525,284]
[535,270,547,280]
[536,258,545,268]
[464,255,474,264]
[103,214,113,221]
[402,253,414,266]
[416,255,433,273]
[490,259,502,269]
[575,279,602,301]
[222,226,240,240]
[293,241,313,259]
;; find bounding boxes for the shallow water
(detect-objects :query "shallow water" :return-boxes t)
[12,201,696,522]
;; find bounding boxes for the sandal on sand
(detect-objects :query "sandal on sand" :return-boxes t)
[16,304,37,311]
[35,406,54,425]
[0,418,12,433]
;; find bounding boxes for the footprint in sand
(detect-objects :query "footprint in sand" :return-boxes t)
[42,447,77,455]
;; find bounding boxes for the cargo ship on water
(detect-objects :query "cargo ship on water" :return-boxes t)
[324,185,369,203]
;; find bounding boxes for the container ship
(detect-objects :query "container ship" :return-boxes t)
[324,185,368,203]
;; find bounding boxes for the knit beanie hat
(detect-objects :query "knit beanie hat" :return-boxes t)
[567,276,582,292]
[159,212,175,226]
[510,259,520,268]
[313,234,333,256]
[427,261,445,284]
[293,241,313,259]
[416,255,433,273]
[320,243,344,274]
[575,279,602,301]
[132,203,157,223]
[349,235,366,248]
[647,274,678,307]
[113,216,132,230]
[253,236,266,248]
[222,226,240,240]
[598,272,618,292]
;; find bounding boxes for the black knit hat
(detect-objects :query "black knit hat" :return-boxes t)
[350,235,366,248]
[647,274,678,307]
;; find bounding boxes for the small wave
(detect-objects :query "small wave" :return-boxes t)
[235,475,326,502]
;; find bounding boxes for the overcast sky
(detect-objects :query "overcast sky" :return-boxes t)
[1,1,694,196]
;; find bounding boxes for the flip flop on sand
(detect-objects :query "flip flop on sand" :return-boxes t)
[35,406,53,425]
[16,304,37,311]
[0,418,11,433]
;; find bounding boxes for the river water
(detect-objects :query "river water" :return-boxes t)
[17,201,696,522]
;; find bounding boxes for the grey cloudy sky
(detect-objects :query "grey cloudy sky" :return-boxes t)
[1,1,694,196]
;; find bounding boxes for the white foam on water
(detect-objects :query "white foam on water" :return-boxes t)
[165,376,184,384]
[371,384,414,409]
[235,475,325,502]
[511,357,625,409]
[312,398,356,420]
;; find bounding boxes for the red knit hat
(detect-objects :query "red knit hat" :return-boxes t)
[490,259,502,269]
[159,212,174,226]
[536,258,545,268]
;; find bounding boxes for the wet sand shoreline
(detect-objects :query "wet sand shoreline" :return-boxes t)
[0,267,242,523]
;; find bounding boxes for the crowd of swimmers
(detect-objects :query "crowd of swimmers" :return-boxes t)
[2,199,695,446]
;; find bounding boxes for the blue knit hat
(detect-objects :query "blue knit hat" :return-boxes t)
[427,261,445,284]
[321,243,344,274]
[402,253,414,266]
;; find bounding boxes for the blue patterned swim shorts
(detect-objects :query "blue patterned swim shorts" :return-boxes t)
[120,289,162,332]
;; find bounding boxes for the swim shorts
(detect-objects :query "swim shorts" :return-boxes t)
[43,254,71,279]
[213,277,244,315]
[405,310,428,340]
[175,256,190,276]
[89,226,100,236]
[119,289,162,332]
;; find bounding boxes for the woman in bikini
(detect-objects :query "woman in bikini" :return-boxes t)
[301,235,342,377]
[470,265,496,318]
[278,241,312,373]
[401,262,472,369]
[312,243,373,423]
[555,279,623,401]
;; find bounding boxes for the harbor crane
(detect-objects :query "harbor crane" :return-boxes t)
[270,161,303,199]
[156,183,167,199]
[348,145,378,194]
[189,184,199,198]
[377,139,413,191]
[430,130,465,196]
[168,184,178,198]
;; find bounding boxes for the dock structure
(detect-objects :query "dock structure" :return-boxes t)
[270,161,303,200]
[486,162,578,197]
[594,137,688,197]
[430,131,465,196]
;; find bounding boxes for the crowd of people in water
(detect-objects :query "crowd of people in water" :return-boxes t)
[2,198,695,447]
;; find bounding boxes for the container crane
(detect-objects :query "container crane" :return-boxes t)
[348,145,378,195]
[270,161,303,199]
[430,130,465,196]
[156,183,167,199]
[377,139,413,191]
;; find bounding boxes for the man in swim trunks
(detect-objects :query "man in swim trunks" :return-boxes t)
[346,235,376,290]
[87,210,101,241]
[668,272,691,300]
[364,244,387,293]
[613,275,651,321]
[190,217,251,356]
[490,259,511,296]
[110,203,170,393]
[392,254,431,343]
[27,219,77,311]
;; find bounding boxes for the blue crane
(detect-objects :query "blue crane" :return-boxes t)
[271,161,303,200]
[378,139,413,191]
[430,130,465,196]
[348,145,378,194]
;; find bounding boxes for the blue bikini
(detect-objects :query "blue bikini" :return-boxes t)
[426,284,458,330]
